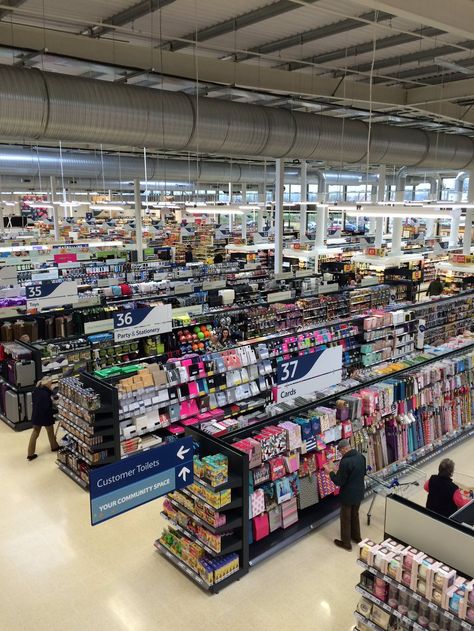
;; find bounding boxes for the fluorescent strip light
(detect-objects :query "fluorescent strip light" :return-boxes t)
[25,203,54,209]
[188,208,244,215]
[89,205,130,211]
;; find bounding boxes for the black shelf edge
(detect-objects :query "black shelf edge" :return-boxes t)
[57,462,89,490]
[168,497,242,534]
[0,412,32,432]
[160,512,242,557]
[194,473,242,492]
[249,495,340,566]
[154,541,211,591]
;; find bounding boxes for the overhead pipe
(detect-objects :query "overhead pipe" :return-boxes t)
[2,66,474,167]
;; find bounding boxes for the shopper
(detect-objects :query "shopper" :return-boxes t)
[213,252,224,264]
[324,439,366,551]
[27,378,59,461]
[426,276,444,297]
[184,245,194,264]
[424,458,470,518]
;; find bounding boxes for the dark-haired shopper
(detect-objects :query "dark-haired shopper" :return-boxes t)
[27,379,59,461]
[424,458,470,518]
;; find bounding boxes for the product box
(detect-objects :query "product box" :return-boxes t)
[373,547,395,576]
[370,604,391,630]
[358,539,379,566]
[433,564,457,606]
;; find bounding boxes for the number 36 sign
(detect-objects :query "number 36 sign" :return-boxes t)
[275,346,343,403]
[113,305,172,342]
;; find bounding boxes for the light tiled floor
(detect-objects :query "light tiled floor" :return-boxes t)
[1,422,472,631]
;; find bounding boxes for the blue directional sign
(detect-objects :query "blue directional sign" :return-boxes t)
[275,346,343,403]
[113,305,172,341]
[26,280,78,310]
[89,437,194,525]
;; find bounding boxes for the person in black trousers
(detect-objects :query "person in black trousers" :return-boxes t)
[324,439,366,551]
[27,378,59,461]
[184,245,193,264]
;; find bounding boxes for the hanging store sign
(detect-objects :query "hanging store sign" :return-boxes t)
[113,304,172,341]
[274,346,343,403]
[26,280,78,310]
[89,438,194,525]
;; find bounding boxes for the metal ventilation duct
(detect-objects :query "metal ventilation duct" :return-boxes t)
[1,67,474,168]
[0,146,379,186]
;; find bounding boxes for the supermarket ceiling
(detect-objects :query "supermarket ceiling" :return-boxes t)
[2,0,474,138]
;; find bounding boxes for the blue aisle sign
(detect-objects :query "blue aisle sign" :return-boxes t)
[89,437,194,525]
[275,346,343,403]
[26,280,79,310]
[113,304,172,341]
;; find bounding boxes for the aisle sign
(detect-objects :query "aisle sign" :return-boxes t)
[26,280,78,310]
[89,438,194,525]
[274,346,343,403]
[113,304,172,341]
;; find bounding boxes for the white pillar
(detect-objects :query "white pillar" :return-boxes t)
[241,211,247,241]
[464,208,473,255]
[50,176,60,241]
[300,161,308,242]
[374,166,386,247]
[463,171,474,254]
[274,159,284,274]
[375,219,384,248]
[377,165,386,203]
[241,183,247,205]
[134,178,144,262]
[425,218,436,238]
[391,218,403,256]
[315,204,327,249]
[257,183,265,231]
[449,208,461,248]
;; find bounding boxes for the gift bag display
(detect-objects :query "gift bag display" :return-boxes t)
[268,506,282,532]
[297,473,319,510]
[316,469,339,499]
[252,512,270,541]
[250,489,265,518]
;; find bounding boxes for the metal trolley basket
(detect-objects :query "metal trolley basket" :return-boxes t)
[365,464,427,526]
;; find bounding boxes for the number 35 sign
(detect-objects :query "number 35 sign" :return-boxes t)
[113,305,172,342]
[275,346,343,403]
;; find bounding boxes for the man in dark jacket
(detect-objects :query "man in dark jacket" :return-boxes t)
[324,439,366,551]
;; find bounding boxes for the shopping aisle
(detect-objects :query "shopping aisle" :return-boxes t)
[1,422,472,631]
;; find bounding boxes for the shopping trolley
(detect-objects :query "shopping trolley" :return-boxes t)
[365,464,427,526]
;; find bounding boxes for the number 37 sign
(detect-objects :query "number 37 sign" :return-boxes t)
[275,346,343,403]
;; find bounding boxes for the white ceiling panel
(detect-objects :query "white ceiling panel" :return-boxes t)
[15,0,135,26]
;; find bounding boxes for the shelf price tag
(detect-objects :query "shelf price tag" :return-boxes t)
[89,438,194,526]
[274,346,343,403]
[113,305,172,341]
[26,280,78,310]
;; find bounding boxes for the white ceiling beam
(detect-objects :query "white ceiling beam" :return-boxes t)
[348,0,474,40]
[407,78,474,106]
[0,22,406,107]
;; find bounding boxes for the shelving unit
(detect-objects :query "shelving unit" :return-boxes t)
[156,427,249,593]
[56,373,119,489]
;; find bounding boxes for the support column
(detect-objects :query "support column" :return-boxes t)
[313,204,328,272]
[425,218,436,238]
[241,210,247,241]
[463,171,474,255]
[375,165,386,247]
[257,183,265,232]
[449,209,461,248]
[391,172,405,256]
[134,178,144,262]
[50,176,60,241]
[274,159,284,274]
[300,161,308,243]
[241,183,247,205]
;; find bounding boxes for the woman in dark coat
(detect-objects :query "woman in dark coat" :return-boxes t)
[27,378,59,461]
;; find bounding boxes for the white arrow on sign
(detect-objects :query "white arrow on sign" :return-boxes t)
[177,445,191,460]
[178,466,191,482]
